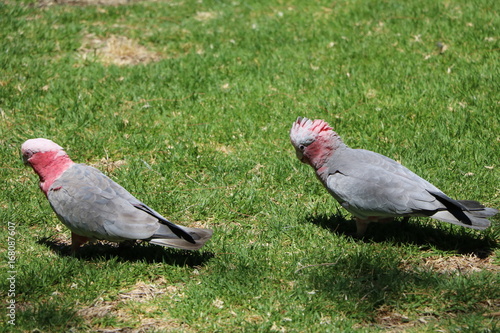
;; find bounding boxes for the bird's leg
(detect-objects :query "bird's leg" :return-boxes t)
[355,218,370,237]
[71,232,90,253]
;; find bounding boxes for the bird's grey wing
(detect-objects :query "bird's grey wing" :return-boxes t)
[325,148,444,218]
[47,164,160,241]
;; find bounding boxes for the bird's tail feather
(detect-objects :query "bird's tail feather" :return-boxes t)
[457,200,499,217]
[149,238,206,250]
[150,224,213,250]
[427,191,497,230]
[430,210,491,230]
[133,203,213,249]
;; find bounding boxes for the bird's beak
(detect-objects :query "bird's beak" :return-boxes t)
[295,150,306,163]
[22,154,29,165]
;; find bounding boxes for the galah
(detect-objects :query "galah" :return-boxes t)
[290,117,498,236]
[21,138,213,252]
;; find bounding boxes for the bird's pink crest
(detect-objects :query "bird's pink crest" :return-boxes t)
[21,138,66,159]
[290,117,333,144]
[293,117,332,134]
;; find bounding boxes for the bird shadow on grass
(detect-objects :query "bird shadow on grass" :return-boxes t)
[300,214,499,324]
[37,237,214,267]
[306,213,498,258]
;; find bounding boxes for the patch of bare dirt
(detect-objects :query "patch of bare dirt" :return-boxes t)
[78,34,162,66]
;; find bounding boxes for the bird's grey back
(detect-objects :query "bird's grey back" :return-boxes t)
[47,164,159,241]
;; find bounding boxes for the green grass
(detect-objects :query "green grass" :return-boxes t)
[1,0,499,331]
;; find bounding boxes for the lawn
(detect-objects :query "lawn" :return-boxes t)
[1,0,499,331]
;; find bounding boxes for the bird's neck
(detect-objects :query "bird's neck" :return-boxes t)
[307,132,346,175]
[28,151,74,195]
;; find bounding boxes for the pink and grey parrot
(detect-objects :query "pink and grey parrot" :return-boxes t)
[290,117,498,236]
[21,138,213,252]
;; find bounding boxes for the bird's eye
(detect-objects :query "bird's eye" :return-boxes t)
[298,145,305,151]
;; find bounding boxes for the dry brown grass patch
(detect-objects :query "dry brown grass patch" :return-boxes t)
[193,11,218,22]
[78,280,192,332]
[90,157,127,173]
[400,253,499,275]
[371,304,441,333]
[78,34,162,66]
[119,281,166,302]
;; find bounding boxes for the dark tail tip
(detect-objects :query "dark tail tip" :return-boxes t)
[428,191,472,225]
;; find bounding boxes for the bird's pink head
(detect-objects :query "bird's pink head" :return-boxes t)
[21,138,73,194]
[290,117,341,167]
[21,138,66,164]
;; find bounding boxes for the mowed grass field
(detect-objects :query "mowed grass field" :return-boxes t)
[1,0,499,331]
